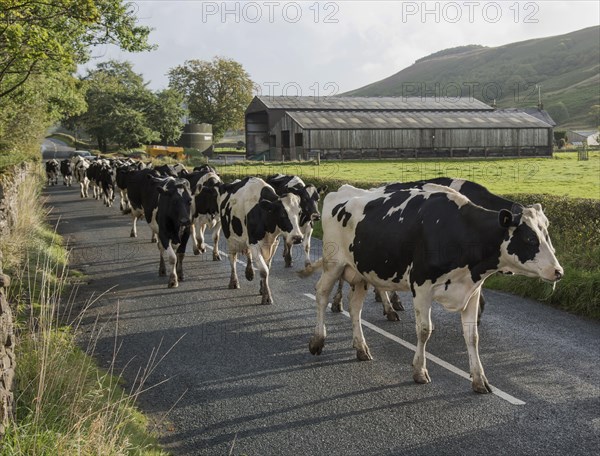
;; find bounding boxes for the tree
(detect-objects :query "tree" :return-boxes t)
[71,61,159,151]
[168,57,254,141]
[147,89,187,145]
[0,0,153,99]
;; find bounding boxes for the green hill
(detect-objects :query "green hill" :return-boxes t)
[346,26,600,129]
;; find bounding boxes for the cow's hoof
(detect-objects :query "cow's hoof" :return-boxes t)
[304,261,312,268]
[309,336,324,355]
[245,267,254,281]
[356,347,373,361]
[193,247,200,255]
[261,294,273,305]
[150,238,157,244]
[130,232,136,238]
[178,274,185,282]
[386,311,400,322]
[413,369,431,384]
[159,270,166,277]
[331,301,343,313]
[472,375,492,394]
[213,253,221,261]
[228,279,240,289]
[390,293,404,311]
[168,279,178,288]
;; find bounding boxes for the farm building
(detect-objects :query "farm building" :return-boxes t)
[245,96,554,160]
[566,130,599,146]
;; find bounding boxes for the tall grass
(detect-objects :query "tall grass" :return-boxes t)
[1,165,169,455]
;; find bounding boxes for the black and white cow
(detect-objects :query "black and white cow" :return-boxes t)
[182,166,223,260]
[303,183,562,394]
[151,177,193,288]
[45,159,59,186]
[331,177,554,323]
[71,155,90,198]
[60,159,73,186]
[99,161,117,207]
[116,160,145,212]
[124,168,163,241]
[266,174,326,268]
[218,177,304,305]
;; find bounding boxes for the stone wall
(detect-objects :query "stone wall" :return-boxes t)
[0,163,28,437]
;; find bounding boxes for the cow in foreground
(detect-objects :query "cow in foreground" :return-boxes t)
[302,183,562,393]
[266,174,326,268]
[331,177,555,323]
[45,159,59,186]
[152,177,193,288]
[71,155,90,198]
[218,177,304,305]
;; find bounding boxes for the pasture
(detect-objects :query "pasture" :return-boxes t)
[212,151,600,199]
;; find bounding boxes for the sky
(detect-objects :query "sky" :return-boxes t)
[85,1,600,95]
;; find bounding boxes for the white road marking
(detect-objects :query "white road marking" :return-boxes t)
[303,292,526,406]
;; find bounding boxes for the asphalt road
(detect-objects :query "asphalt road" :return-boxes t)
[45,183,600,456]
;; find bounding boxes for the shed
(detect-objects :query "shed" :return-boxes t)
[245,96,554,160]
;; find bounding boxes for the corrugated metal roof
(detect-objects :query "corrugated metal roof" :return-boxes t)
[256,96,493,111]
[287,110,552,129]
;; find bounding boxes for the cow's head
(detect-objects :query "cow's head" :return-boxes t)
[498,206,563,283]
[259,193,304,244]
[154,177,193,227]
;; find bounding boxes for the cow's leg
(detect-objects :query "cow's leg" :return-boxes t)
[176,253,185,281]
[331,278,344,312]
[194,220,207,255]
[245,249,254,281]
[158,243,167,277]
[390,291,404,311]
[165,244,178,288]
[412,289,433,384]
[252,244,273,305]
[309,266,343,356]
[228,253,240,289]
[191,220,201,255]
[348,281,371,360]
[462,287,492,393]
[282,241,292,268]
[380,291,400,321]
[176,230,189,282]
[302,226,313,268]
[130,214,140,238]
[212,222,221,261]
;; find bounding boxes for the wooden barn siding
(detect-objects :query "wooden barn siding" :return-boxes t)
[307,128,550,149]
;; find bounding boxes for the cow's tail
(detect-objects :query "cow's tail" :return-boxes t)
[297,258,323,278]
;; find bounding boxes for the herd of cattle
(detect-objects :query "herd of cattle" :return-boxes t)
[46,156,563,394]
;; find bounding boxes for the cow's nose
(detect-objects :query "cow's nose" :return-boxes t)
[292,235,303,245]
[555,269,563,281]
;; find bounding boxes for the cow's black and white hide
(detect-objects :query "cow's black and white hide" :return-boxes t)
[302,183,562,394]
[71,155,90,198]
[45,159,59,186]
[116,160,145,212]
[218,177,304,305]
[266,174,326,268]
[182,167,222,260]
[124,168,163,242]
[331,177,555,323]
[60,159,73,186]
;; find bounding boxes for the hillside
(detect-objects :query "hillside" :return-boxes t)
[346,26,600,129]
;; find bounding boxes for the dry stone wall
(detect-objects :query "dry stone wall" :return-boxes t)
[0,163,28,437]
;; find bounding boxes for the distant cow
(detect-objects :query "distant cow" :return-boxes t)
[266,174,326,268]
[303,183,562,393]
[60,159,73,186]
[151,177,193,288]
[218,177,304,305]
[71,155,90,198]
[45,159,59,186]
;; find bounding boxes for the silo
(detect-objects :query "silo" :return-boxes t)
[180,123,213,154]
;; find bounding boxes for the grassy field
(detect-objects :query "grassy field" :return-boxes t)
[213,152,600,199]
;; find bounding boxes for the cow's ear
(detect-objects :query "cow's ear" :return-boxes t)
[498,209,514,228]
[532,203,543,213]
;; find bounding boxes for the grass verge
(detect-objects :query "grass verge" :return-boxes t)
[1,164,167,455]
